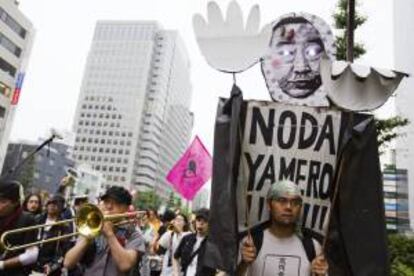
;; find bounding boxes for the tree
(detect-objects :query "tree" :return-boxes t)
[388,234,414,275]
[133,189,162,210]
[333,0,366,61]
[333,0,408,152]
[167,191,175,209]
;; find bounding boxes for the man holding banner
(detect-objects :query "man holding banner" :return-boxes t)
[236,180,328,276]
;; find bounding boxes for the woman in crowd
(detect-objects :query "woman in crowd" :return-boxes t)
[138,211,157,276]
[23,193,42,217]
[157,213,191,276]
[148,208,161,233]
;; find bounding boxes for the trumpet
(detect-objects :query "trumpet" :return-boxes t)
[167,223,175,232]
[0,204,145,252]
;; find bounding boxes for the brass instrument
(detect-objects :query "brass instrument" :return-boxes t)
[0,204,145,252]
[167,223,175,232]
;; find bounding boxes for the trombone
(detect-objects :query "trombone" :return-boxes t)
[0,204,145,252]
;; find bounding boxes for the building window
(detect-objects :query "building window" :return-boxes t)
[0,33,22,57]
[0,57,16,77]
[0,7,27,38]
[0,105,6,118]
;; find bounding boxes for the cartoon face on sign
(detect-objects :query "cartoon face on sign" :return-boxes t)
[261,13,336,107]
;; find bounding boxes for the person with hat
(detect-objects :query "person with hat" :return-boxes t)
[174,208,216,276]
[236,180,328,276]
[32,194,72,275]
[0,181,39,276]
[73,195,88,214]
[63,185,145,275]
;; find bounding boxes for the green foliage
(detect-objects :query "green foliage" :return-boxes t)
[167,191,175,209]
[388,234,414,275]
[133,189,162,210]
[167,191,184,209]
[376,116,409,151]
[333,0,367,29]
[333,0,367,60]
[334,35,366,61]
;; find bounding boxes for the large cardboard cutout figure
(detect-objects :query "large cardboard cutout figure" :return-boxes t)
[192,1,408,275]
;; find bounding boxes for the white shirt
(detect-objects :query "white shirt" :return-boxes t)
[185,235,205,276]
[159,231,191,276]
[246,229,321,276]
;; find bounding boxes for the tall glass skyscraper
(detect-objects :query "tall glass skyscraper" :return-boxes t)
[72,21,193,200]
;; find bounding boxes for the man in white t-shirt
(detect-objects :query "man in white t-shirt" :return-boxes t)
[236,180,328,276]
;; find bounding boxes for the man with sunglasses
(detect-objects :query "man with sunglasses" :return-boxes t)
[236,180,328,276]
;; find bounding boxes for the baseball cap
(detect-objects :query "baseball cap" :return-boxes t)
[47,194,65,211]
[100,186,132,205]
[73,195,88,205]
[195,208,209,221]
[267,180,302,200]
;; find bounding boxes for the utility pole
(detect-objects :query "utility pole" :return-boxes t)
[346,0,355,62]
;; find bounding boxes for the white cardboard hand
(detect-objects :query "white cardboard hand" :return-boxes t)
[193,1,271,73]
[320,55,408,111]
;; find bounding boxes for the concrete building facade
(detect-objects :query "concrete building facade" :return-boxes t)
[394,0,414,231]
[0,0,34,172]
[72,21,193,201]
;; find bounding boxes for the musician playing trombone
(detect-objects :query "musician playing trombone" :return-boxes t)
[0,181,39,276]
[63,186,145,275]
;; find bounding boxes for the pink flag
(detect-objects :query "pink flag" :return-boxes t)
[166,136,212,200]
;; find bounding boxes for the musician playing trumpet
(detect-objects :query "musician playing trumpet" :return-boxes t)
[63,186,145,275]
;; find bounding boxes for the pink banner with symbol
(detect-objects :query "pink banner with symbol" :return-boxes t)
[166,136,212,200]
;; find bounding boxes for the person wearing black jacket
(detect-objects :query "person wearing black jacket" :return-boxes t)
[0,181,39,276]
[33,194,73,275]
[174,208,215,276]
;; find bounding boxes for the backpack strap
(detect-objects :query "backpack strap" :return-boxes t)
[245,223,317,263]
[300,233,316,262]
[241,221,270,257]
[251,228,264,256]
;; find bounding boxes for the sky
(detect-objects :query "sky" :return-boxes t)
[12,0,395,153]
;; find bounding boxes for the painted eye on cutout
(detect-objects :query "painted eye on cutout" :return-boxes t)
[276,46,296,62]
[305,43,323,59]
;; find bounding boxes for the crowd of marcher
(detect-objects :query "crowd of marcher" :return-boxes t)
[0,181,214,276]
[1,178,328,276]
